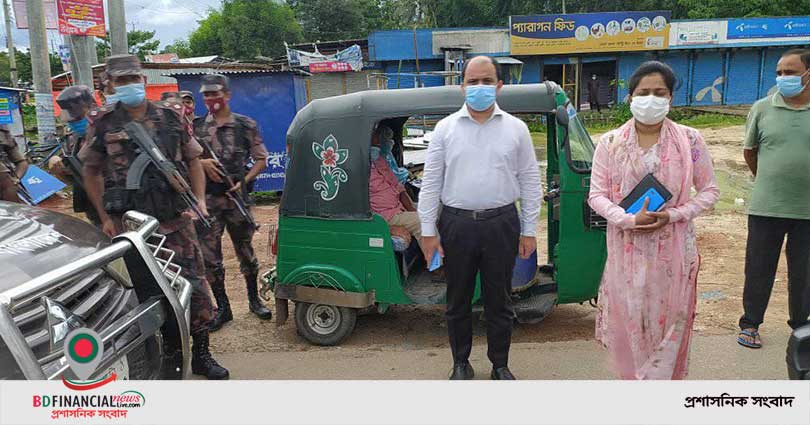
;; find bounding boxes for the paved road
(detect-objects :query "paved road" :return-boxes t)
[212,328,793,380]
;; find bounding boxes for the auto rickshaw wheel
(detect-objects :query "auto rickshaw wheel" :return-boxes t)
[294,302,357,346]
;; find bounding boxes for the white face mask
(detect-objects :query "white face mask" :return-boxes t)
[630,95,670,125]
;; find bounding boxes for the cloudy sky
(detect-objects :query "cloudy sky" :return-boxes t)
[3,0,222,52]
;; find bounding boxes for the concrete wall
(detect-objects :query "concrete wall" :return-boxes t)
[431,29,510,56]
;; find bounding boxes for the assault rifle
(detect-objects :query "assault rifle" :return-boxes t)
[58,137,85,190]
[197,137,258,230]
[123,121,212,228]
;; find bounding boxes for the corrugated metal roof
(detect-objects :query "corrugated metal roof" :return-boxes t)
[178,55,222,64]
[494,57,524,65]
[166,69,310,77]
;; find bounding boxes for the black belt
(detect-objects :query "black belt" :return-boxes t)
[443,204,515,221]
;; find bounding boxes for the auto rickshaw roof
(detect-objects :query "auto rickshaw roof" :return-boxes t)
[288,83,561,128]
[281,82,563,220]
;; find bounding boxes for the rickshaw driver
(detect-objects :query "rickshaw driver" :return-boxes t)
[369,125,422,247]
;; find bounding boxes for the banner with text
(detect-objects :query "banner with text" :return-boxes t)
[510,11,671,55]
[286,44,363,72]
[728,16,810,39]
[0,97,12,125]
[12,0,58,29]
[670,21,724,46]
[57,0,106,36]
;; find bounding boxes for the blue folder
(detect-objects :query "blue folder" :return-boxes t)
[619,173,672,214]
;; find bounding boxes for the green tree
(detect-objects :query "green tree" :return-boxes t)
[189,0,303,59]
[96,30,161,61]
[189,10,224,57]
[290,0,365,40]
[0,52,10,85]
[162,39,194,58]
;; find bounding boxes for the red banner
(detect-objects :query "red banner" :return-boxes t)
[309,62,353,73]
[57,0,105,36]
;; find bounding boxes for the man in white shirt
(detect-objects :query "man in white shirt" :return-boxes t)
[418,56,542,380]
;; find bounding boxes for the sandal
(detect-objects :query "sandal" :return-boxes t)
[737,329,762,349]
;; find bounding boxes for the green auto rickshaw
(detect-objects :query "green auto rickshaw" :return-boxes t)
[262,82,607,346]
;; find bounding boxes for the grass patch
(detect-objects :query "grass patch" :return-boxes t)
[530,132,547,162]
[678,113,746,129]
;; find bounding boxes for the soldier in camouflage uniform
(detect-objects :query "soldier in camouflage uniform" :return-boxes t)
[0,124,27,203]
[50,85,100,225]
[79,55,229,380]
[179,91,197,122]
[194,74,272,331]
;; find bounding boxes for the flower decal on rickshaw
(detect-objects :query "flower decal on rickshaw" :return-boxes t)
[312,134,349,201]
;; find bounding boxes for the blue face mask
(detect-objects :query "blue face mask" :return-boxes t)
[104,93,119,105]
[67,118,88,137]
[114,83,146,106]
[370,146,381,162]
[465,84,497,111]
[776,71,809,98]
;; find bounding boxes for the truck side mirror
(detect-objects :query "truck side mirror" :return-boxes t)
[555,105,569,142]
[555,105,570,127]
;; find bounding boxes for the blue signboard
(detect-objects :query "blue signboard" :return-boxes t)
[18,165,66,205]
[727,17,810,39]
[0,96,13,125]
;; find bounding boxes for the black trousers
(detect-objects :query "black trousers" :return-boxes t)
[590,100,601,112]
[439,205,520,368]
[740,215,810,330]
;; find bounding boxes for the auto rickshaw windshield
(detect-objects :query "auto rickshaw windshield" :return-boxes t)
[567,113,595,172]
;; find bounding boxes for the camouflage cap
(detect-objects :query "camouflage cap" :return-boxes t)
[56,85,97,119]
[56,85,95,108]
[161,91,181,101]
[179,90,194,100]
[199,74,230,93]
[105,54,142,77]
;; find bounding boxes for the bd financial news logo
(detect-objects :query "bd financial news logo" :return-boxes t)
[32,328,146,420]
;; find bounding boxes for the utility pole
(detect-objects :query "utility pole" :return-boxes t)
[25,0,56,137]
[68,35,97,89]
[562,0,567,14]
[108,0,128,55]
[2,0,16,87]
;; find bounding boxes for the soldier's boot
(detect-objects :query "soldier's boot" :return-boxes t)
[208,284,233,332]
[191,330,229,380]
[246,272,272,320]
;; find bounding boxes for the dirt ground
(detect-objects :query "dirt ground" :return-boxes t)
[37,124,793,355]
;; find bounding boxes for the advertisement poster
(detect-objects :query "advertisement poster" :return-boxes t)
[510,11,671,55]
[12,0,58,29]
[57,0,106,37]
[727,16,810,39]
[309,62,353,73]
[671,21,724,46]
[287,44,363,71]
[0,97,12,125]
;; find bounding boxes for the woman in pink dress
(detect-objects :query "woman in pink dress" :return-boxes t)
[588,62,720,379]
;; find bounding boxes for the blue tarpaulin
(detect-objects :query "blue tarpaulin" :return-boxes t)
[173,71,308,192]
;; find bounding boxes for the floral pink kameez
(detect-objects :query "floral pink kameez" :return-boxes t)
[588,119,720,380]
